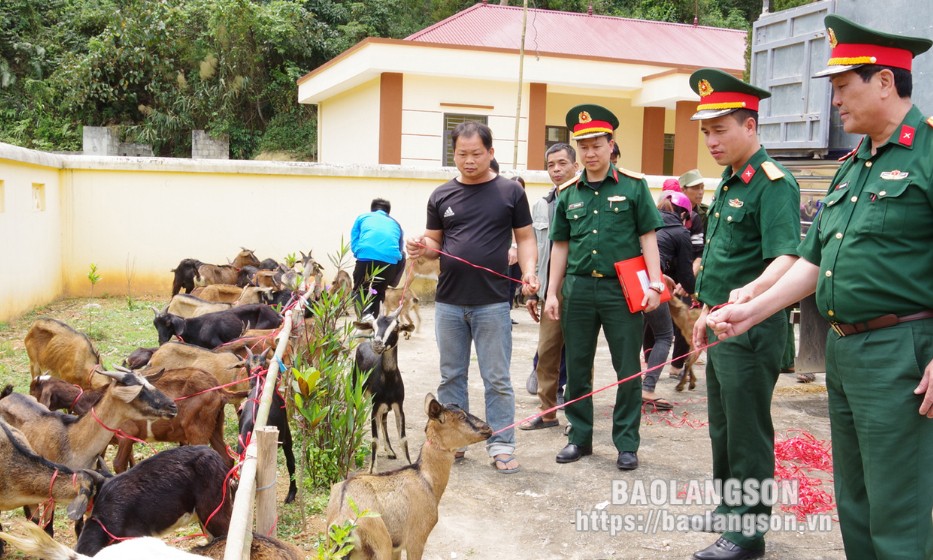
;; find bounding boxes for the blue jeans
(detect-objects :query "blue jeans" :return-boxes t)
[435,301,515,457]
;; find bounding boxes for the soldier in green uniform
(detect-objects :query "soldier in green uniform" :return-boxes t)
[543,104,663,470]
[707,15,933,560]
[687,69,801,560]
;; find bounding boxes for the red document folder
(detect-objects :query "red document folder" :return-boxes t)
[614,255,671,313]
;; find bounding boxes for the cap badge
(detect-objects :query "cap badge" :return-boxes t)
[579,111,592,124]
[697,79,714,98]
[827,27,837,49]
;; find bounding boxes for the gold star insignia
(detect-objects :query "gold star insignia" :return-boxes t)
[579,111,591,124]
[827,27,837,49]
[697,79,714,98]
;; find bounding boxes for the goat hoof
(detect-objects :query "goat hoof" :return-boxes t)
[387,453,397,460]
[675,384,685,392]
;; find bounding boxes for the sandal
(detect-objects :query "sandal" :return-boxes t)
[642,397,674,411]
[668,367,683,379]
[493,454,521,474]
[518,417,559,431]
[796,372,815,384]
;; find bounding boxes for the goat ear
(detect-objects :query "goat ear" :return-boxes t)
[145,368,166,383]
[171,316,185,336]
[425,393,443,420]
[66,494,90,521]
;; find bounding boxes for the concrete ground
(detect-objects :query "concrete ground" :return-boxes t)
[382,303,845,560]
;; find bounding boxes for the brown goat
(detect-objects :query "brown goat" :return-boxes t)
[112,367,247,473]
[165,294,233,318]
[191,533,303,560]
[232,247,261,269]
[330,269,353,296]
[196,284,244,303]
[25,318,107,389]
[668,297,701,392]
[0,421,104,556]
[0,370,177,471]
[197,264,239,286]
[383,287,421,336]
[326,394,492,560]
[144,341,249,400]
[29,375,102,415]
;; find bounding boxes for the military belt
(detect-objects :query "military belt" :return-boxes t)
[830,310,933,337]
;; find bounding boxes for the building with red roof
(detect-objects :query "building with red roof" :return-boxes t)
[297,1,745,175]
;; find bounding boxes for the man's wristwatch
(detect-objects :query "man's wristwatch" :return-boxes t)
[648,281,664,294]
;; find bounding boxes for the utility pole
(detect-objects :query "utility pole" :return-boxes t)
[512,0,528,171]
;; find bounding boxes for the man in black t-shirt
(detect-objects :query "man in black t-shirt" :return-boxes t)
[407,122,538,474]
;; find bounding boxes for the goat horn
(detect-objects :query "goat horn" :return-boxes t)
[113,365,133,374]
[151,306,161,316]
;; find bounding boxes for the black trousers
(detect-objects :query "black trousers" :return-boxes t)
[352,260,400,317]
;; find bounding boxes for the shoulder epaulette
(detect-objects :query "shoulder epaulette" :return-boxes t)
[618,167,644,180]
[927,116,933,128]
[838,138,863,162]
[557,173,580,193]
[760,161,785,181]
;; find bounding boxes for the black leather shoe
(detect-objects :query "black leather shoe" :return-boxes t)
[693,538,764,560]
[555,443,592,463]
[616,451,638,470]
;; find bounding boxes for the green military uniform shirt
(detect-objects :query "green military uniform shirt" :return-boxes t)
[550,164,662,276]
[798,105,933,323]
[695,147,801,306]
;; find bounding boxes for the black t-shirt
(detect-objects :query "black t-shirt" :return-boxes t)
[426,175,532,305]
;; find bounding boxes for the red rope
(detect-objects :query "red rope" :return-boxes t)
[90,407,152,447]
[411,240,529,286]
[496,339,720,434]
[172,372,261,402]
[69,384,86,413]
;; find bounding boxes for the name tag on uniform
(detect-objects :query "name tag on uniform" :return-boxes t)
[568,202,584,210]
[607,196,626,202]
[880,170,909,180]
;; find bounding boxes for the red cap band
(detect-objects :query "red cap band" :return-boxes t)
[573,120,614,136]
[829,43,914,71]
[696,91,760,112]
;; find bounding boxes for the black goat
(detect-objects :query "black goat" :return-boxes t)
[225,303,283,331]
[354,305,415,473]
[237,352,296,504]
[152,309,245,348]
[170,258,203,296]
[75,446,233,556]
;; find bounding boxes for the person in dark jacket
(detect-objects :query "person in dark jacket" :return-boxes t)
[642,191,696,409]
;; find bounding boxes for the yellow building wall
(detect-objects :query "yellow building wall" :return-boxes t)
[318,79,381,165]
[0,142,707,322]
[401,75,528,170]
[0,148,63,321]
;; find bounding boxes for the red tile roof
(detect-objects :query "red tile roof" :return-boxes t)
[407,3,746,70]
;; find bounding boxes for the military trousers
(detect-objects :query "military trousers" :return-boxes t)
[560,275,642,452]
[825,318,933,560]
[705,310,785,551]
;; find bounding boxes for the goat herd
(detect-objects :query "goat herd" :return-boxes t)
[0,248,459,560]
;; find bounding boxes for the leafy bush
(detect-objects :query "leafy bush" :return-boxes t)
[290,248,371,490]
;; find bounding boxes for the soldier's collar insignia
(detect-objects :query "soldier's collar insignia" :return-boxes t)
[579,111,592,124]
[827,27,838,49]
[880,170,909,180]
[728,198,744,208]
[740,164,756,184]
[697,79,714,98]
[898,125,915,147]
